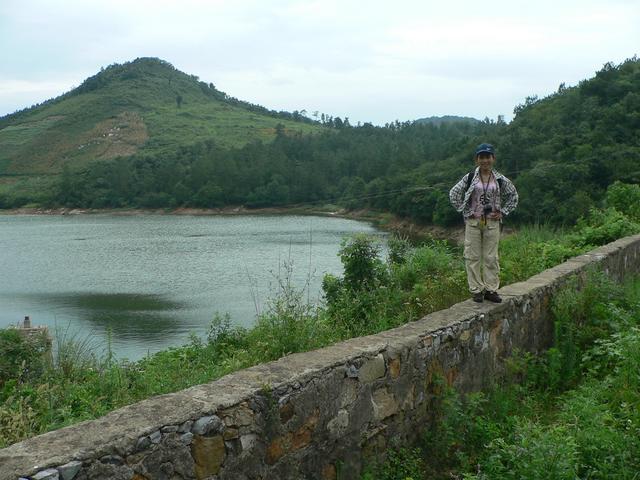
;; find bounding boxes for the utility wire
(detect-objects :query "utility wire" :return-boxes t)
[264,165,540,210]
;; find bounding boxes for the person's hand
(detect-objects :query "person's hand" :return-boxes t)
[489,211,502,220]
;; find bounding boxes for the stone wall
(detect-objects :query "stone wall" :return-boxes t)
[2,234,640,480]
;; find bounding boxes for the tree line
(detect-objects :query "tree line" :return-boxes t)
[6,57,640,227]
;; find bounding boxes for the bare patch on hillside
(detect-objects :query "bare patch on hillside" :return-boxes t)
[4,112,148,174]
[77,111,148,160]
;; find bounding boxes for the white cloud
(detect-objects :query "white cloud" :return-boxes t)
[0,0,638,122]
[0,78,81,115]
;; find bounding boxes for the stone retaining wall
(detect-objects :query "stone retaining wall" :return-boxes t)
[2,234,640,480]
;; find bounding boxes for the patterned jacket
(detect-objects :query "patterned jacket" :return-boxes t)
[449,167,518,219]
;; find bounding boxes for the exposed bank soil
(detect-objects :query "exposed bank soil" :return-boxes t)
[342,209,466,245]
[0,206,465,243]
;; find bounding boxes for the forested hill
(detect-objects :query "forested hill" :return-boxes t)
[1,57,639,227]
[0,57,322,177]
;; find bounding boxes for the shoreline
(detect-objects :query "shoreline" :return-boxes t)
[0,206,465,243]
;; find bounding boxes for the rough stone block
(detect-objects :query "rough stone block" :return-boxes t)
[291,428,311,450]
[358,354,386,383]
[372,388,398,420]
[192,415,223,435]
[389,357,401,378]
[339,379,358,408]
[240,434,258,451]
[136,435,151,452]
[99,455,123,465]
[223,427,239,440]
[129,434,196,479]
[58,461,82,480]
[180,432,194,445]
[279,402,294,424]
[265,409,319,465]
[224,404,254,427]
[265,437,285,465]
[291,409,319,450]
[81,462,133,480]
[149,430,162,444]
[326,409,349,439]
[33,469,59,480]
[178,420,194,433]
[192,434,225,479]
[322,463,337,480]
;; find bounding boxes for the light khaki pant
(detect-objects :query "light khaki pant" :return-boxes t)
[463,218,500,293]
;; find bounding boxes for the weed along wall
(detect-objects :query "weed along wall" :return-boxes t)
[2,234,640,480]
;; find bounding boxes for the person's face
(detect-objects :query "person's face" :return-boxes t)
[476,152,495,170]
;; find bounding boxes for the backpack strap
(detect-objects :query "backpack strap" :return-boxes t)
[464,170,475,192]
[466,170,505,192]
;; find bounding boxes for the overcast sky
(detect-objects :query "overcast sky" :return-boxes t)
[1,0,638,125]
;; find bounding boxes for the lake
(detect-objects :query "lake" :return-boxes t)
[0,214,380,360]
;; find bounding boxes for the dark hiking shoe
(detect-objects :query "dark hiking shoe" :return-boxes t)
[484,291,502,303]
[472,292,484,303]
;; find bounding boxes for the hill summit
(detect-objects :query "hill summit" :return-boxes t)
[0,57,320,176]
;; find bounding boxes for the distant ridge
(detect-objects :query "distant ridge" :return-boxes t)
[414,115,481,126]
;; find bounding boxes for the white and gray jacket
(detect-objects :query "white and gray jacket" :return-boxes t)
[449,167,518,219]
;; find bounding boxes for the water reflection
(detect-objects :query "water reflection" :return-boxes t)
[22,292,185,341]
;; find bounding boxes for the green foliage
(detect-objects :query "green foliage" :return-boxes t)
[339,234,386,291]
[499,226,584,285]
[387,234,411,265]
[546,272,613,390]
[362,447,426,480]
[244,264,333,361]
[323,236,467,336]
[472,422,579,480]
[571,207,640,247]
[0,329,47,387]
[558,375,639,479]
[206,313,247,355]
[500,206,640,286]
[606,181,640,221]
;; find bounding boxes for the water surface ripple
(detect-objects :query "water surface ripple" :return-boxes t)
[0,214,379,360]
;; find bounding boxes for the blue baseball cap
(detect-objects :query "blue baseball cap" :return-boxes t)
[475,143,495,156]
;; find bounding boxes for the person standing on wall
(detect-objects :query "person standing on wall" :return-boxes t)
[449,143,518,303]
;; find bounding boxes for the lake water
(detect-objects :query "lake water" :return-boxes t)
[0,214,380,360]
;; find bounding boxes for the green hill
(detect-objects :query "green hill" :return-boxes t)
[0,57,321,178]
[1,56,638,224]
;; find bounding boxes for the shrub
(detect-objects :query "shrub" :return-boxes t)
[572,208,640,248]
[0,329,47,387]
[362,447,426,480]
[472,422,579,480]
[387,234,411,265]
[339,233,386,291]
[606,181,640,220]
